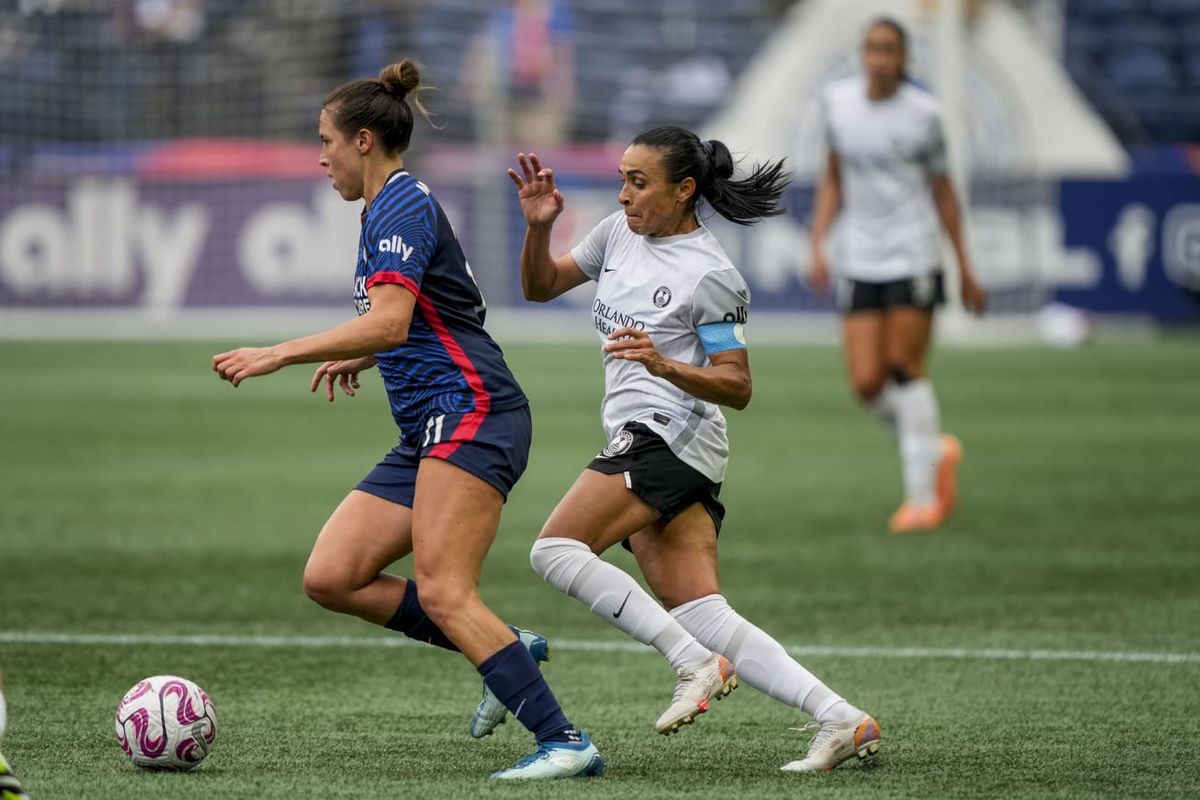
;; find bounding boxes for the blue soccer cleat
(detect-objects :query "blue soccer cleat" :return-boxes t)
[489,730,604,780]
[469,626,551,738]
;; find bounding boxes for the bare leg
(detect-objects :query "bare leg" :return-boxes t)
[408,458,516,666]
[302,489,414,624]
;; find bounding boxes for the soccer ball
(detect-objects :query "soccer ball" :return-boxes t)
[114,675,218,771]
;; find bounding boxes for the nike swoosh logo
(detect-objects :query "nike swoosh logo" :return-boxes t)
[612,591,632,618]
[603,267,617,273]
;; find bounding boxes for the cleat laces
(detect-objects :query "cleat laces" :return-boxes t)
[791,721,833,753]
[673,663,710,704]
[513,747,550,770]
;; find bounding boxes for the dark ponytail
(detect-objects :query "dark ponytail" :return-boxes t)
[631,126,790,226]
[324,58,433,155]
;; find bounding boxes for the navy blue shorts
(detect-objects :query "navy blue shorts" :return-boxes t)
[355,405,532,507]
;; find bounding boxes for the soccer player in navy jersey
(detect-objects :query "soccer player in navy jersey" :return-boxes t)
[212,59,601,781]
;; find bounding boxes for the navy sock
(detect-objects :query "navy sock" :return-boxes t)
[478,640,577,744]
[382,580,459,652]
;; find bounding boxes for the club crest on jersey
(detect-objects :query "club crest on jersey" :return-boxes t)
[378,235,414,261]
[653,286,672,308]
[599,429,635,458]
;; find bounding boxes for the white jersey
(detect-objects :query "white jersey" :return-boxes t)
[571,211,750,483]
[822,76,948,282]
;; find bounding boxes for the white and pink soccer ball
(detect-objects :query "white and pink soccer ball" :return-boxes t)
[115,675,218,770]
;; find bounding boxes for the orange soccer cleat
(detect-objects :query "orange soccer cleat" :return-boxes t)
[888,500,946,533]
[935,434,963,519]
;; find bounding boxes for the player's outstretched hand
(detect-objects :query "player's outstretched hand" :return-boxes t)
[507,152,564,227]
[603,328,668,377]
[212,347,286,387]
[310,357,377,402]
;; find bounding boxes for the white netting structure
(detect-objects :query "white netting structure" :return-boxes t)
[0,0,781,333]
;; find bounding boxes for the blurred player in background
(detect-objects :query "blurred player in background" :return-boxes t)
[504,128,881,772]
[809,17,987,533]
[0,671,30,800]
[212,59,602,781]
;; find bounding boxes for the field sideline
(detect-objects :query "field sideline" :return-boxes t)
[2,339,1198,798]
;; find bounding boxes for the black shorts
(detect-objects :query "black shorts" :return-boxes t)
[587,421,725,545]
[840,272,945,314]
[355,405,532,507]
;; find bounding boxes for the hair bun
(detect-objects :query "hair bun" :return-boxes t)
[705,139,735,181]
[379,59,421,98]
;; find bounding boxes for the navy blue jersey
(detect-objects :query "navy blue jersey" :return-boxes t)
[353,170,526,443]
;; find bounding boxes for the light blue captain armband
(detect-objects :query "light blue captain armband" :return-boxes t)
[697,321,746,356]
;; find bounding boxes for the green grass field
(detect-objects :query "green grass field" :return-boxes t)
[2,338,1199,799]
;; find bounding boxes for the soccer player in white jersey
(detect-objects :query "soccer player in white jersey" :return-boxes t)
[810,17,987,533]
[494,127,881,772]
[0,671,31,799]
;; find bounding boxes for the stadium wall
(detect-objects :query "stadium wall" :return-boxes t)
[0,0,1197,339]
[0,139,1196,340]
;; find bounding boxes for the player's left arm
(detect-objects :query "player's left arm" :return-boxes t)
[213,284,415,387]
[604,268,753,409]
[930,175,986,315]
[603,329,751,410]
[923,110,986,315]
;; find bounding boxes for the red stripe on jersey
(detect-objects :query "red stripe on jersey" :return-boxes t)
[366,271,421,297]
[416,293,492,458]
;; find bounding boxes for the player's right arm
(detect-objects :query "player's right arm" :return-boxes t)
[508,152,589,302]
[809,150,842,296]
[214,285,413,387]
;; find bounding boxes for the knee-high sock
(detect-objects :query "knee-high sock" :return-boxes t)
[531,537,711,672]
[383,579,460,651]
[478,641,576,744]
[871,383,899,438]
[0,690,6,739]
[893,378,942,506]
[670,593,860,724]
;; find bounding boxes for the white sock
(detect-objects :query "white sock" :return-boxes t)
[892,378,942,506]
[871,383,899,438]
[0,690,6,739]
[670,594,861,724]
[531,537,712,672]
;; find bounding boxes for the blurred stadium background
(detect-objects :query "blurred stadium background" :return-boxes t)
[0,0,1197,340]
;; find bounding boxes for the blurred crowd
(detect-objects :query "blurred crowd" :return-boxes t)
[0,0,1192,147]
[0,0,779,145]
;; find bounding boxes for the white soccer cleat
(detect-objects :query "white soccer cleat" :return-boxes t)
[470,627,551,738]
[655,653,737,735]
[780,713,882,772]
[489,731,604,780]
